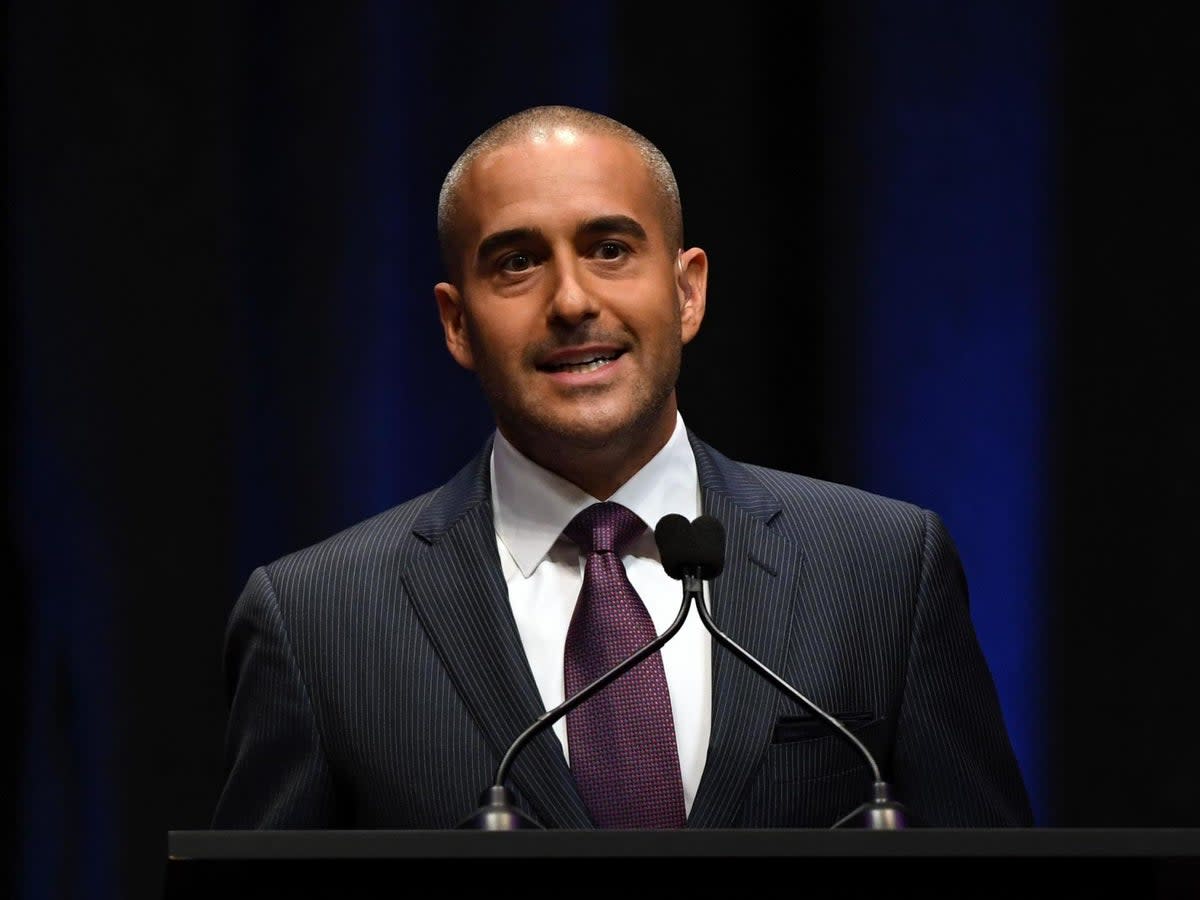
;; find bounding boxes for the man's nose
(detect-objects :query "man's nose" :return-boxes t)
[548,259,599,322]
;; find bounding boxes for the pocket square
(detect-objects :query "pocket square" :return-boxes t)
[772,711,877,743]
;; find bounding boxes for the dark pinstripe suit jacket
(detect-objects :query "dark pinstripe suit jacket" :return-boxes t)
[212,433,1033,829]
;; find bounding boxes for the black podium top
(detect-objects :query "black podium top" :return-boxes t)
[165,828,1200,899]
[169,826,1200,858]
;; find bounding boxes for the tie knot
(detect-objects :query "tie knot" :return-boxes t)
[564,502,645,556]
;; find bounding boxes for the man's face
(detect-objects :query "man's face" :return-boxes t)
[435,128,706,469]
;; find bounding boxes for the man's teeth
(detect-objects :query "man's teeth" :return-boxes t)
[549,355,617,373]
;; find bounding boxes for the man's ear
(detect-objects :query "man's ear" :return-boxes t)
[434,282,476,371]
[676,247,708,345]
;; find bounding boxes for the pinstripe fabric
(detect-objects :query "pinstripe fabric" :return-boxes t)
[212,432,1032,829]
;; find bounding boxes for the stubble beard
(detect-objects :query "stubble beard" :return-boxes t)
[484,350,681,466]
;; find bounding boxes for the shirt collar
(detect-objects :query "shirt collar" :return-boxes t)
[491,413,700,578]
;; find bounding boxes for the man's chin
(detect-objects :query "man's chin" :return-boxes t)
[539,415,628,450]
[503,408,636,453]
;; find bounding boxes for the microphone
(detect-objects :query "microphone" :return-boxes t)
[655,513,723,580]
[458,521,699,830]
[655,514,907,830]
[653,512,698,578]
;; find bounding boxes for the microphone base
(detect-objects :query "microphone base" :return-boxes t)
[457,785,544,830]
[856,800,908,830]
[832,781,909,830]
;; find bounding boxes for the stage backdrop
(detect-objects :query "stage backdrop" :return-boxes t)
[8,3,1198,899]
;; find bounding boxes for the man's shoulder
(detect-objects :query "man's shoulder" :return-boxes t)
[724,457,944,571]
[261,485,447,581]
[258,439,493,583]
[694,436,928,526]
[745,460,924,518]
[698,441,934,549]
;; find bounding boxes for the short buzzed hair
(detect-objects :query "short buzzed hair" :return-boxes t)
[436,105,683,280]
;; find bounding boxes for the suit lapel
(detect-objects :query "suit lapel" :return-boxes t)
[686,437,805,828]
[403,442,591,828]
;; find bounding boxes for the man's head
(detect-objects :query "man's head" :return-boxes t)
[433,106,708,499]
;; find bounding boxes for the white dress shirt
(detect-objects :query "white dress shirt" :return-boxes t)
[490,412,712,815]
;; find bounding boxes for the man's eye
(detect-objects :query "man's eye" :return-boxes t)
[594,241,626,261]
[500,253,535,273]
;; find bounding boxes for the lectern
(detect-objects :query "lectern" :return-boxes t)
[165,828,1200,899]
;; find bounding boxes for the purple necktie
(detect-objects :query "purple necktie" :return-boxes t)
[563,501,687,829]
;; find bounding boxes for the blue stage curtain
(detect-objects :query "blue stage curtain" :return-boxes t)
[824,1,1054,822]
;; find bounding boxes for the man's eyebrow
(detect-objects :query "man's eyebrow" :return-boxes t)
[577,215,647,241]
[476,227,544,263]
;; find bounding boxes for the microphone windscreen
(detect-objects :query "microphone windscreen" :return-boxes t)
[654,513,696,579]
[691,515,726,578]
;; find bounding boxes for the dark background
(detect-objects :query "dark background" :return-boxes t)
[7,3,1198,899]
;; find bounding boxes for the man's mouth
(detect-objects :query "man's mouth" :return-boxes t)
[540,351,624,373]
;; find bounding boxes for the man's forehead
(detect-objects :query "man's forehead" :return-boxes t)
[459,132,658,235]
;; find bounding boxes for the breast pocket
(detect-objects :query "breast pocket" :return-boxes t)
[772,711,877,747]
[766,714,885,783]
[734,715,890,827]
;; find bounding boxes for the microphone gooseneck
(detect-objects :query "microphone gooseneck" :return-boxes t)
[461,510,907,830]
[458,534,696,830]
[655,514,907,831]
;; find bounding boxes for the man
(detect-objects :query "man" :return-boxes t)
[212,105,1032,830]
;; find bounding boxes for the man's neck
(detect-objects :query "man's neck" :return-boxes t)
[498,407,679,501]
